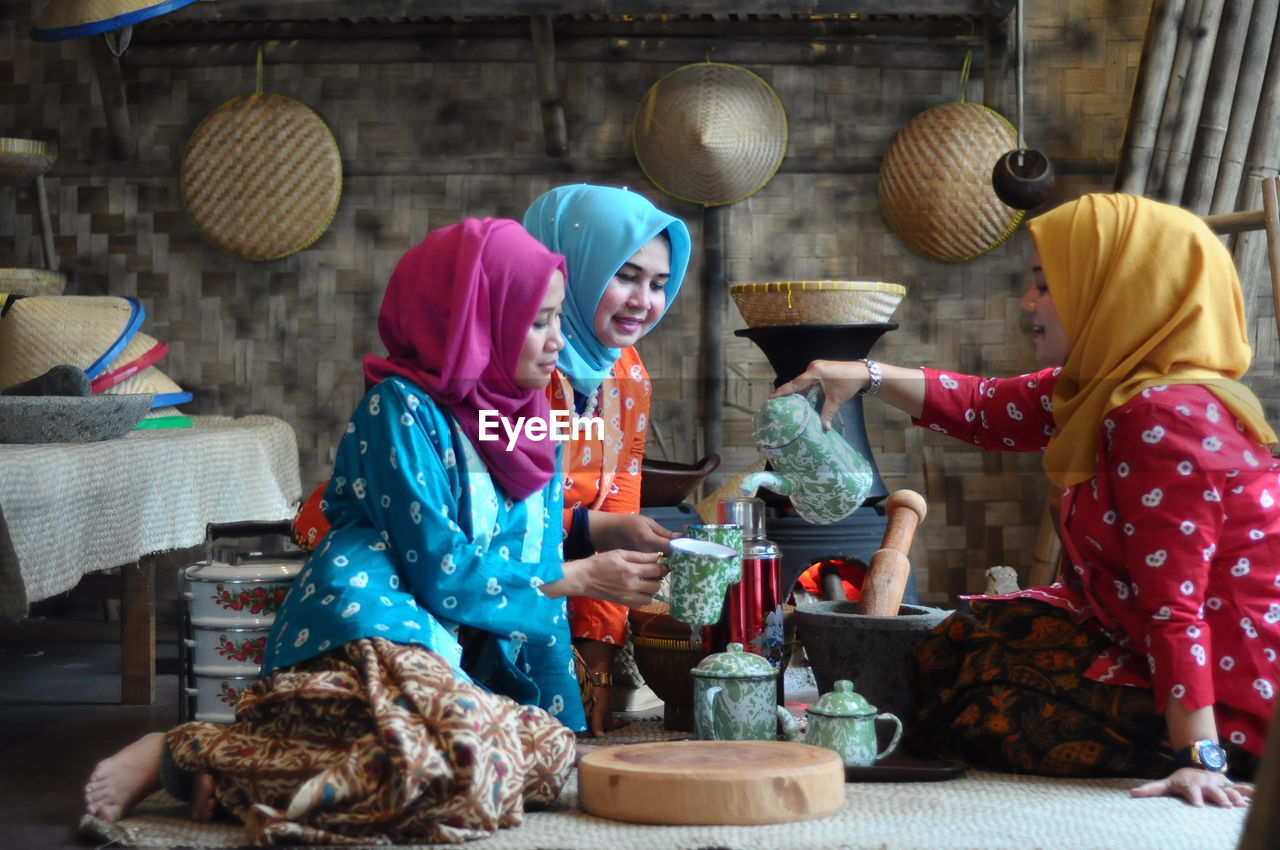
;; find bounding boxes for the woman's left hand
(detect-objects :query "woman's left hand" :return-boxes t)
[1130,768,1252,808]
[588,511,679,554]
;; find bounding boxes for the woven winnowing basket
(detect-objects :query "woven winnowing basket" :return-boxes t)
[634,62,788,207]
[0,137,57,185]
[181,93,342,262]
[878,102,1024,263]
[730,281,906,327]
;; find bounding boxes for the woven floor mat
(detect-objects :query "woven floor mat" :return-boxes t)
[79,718,1248,850]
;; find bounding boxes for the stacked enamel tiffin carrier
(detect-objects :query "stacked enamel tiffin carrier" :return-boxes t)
[0,293,194,429]
[181,522,305,723]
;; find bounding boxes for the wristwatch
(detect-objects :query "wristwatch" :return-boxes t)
[855,358,882,397]
[1173,739,1228,773]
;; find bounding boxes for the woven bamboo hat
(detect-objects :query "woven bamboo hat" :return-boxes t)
[0,268,67,297]
[633,62,787,207]
[104,364,190,407]
[30,0,200,41]
[181,84,342,261]
[878,99,1024,263]
[0,295,139,389]
[0,138,57,185]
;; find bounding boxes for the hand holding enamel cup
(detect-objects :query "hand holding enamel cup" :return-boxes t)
[665,537,742,625]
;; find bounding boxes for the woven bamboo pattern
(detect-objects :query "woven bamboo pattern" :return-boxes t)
[0,268,66,297]
[0,295,137,389]
[181,93,342,262]
[104,364,185,400]
[0,138,56,185]
[878,102,1024,263]
[633,62,787,207]
[730,281,906,327]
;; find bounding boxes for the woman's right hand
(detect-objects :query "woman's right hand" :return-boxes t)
[770,359,870,428]
[546,550,668,608]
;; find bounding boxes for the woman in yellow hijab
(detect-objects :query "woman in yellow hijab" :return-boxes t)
[774,194,1277,807]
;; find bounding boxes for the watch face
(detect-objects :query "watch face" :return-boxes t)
[1196,741,1228,771]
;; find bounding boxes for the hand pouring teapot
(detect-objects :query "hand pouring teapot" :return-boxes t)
[779,680,902,767]
[739,393,873,524]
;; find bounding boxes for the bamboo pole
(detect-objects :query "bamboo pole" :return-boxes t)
[1230,16,1280,314]
[88,35,136,160]
[1114,0,1186,194]
[701,205,725,493]
[529,16,568,157]
[1182,0,1253,213]
[1145,0,1203,197]
[1210,0,1280,215]
[33,175,58,272]
[1155,0,1224,203]
[1261,177,1280,354]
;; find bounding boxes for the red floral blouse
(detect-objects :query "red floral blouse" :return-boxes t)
[916,366,1280,755]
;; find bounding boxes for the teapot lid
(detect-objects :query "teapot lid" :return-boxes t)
[691,642,777,679]
[809,680,875,717]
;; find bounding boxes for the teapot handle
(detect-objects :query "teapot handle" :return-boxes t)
[777,706,800,742]
[874,713,903,761]
[696,685,725,740]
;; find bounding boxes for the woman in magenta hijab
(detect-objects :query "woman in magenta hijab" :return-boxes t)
[84,219,666,845]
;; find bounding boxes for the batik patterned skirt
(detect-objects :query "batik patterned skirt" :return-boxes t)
[908,599,1181,778]
[166,637,576,845]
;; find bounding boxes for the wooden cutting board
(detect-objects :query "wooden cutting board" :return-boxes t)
[578,740,844,825]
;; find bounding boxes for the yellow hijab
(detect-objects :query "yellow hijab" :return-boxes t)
[1028,193,1276,490]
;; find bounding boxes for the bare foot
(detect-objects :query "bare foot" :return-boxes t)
[83,732,166,822]
[586,686,632,737]
[189,772,217,822]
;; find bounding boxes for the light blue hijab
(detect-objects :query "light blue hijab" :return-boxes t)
[523,184,691,396]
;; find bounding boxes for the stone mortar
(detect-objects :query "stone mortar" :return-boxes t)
[0,394,154,443]
[794,601,951,727]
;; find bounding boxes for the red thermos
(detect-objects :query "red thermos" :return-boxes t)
[702,498,786,695]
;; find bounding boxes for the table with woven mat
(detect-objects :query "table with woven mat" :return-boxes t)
[0,415,302,702]
[78,715,1249,850]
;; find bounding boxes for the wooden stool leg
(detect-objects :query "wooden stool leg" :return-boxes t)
[121,558,155,705]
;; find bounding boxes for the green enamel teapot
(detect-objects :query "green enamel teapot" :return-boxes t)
[779,679,902,767]
[739,393,873,524]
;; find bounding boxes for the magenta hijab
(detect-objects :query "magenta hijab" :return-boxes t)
[363,218,567,501]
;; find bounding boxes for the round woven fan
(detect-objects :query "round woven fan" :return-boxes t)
[181,92,342,261]
[730,281,906,327]
[0,138,57,185]
[878,101,1024,263]
[633,62,787,207]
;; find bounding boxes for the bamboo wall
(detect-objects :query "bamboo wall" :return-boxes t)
[7,1,1268,605]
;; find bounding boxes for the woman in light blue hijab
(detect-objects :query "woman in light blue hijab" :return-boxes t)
[523,184,692,735]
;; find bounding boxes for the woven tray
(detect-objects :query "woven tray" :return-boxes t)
[730,281,906,327]
[634,62,787,207]
[0,137,57,185]
[877,101,1023,263]
[181,92,342,261]
[0,267,67,297]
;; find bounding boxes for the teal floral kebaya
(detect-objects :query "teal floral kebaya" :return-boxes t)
[264,377,585,731]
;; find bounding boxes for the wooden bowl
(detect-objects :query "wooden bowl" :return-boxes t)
[639,454,720,507]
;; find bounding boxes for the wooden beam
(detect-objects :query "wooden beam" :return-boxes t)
[51,154,1116,180]
[1114,0,1186,193]
[134,17,982,42]
[34,175,59,272]
[530,16,568,157]
[122,36,984,70]
[162,1,1009,23]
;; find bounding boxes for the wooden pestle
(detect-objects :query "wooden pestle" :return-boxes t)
[856,489,928,616]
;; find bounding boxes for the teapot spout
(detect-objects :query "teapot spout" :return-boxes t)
[777,706,801,742]
[739,470,790,497]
